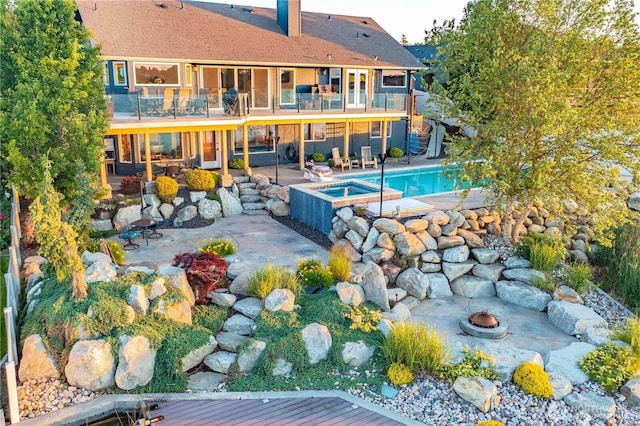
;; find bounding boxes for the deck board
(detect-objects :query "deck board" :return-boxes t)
[143,397,405,425]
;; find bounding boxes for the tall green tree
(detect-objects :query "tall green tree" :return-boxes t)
[437,0,640,243]
[30,157,87,300]
[0,0,108,206]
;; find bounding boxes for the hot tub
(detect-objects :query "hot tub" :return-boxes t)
[289,180,402,233]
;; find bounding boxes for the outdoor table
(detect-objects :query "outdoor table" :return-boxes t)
[131,218,156,246]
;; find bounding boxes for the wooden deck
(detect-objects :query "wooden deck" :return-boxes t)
[144,397,406,425]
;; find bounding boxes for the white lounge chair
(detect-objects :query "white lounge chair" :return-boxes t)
[360,146,378,169]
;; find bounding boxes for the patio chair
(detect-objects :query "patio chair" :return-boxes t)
[165,164,183,180]
[331,147,351,172]
[177,89,191,114]
[114,219,141,250]
[162,88,175,115]
[360,146,378,169]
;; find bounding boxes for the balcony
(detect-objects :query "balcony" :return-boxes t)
[107,92,408,122]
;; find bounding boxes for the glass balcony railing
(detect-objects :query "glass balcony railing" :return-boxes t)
[107,91,407,121]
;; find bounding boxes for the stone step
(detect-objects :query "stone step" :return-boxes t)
[240,195,263,203]
[243,202,266,210]
[233,176,250,184]
[242,209,269,215]
[239,188,261,196]
[237,182,257,190]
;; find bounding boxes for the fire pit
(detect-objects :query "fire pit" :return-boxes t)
[460,311,508,339]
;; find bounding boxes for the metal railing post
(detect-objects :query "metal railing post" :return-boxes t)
[385,93,388,111]
[4,307,17,364]
[137,92,142,120]
[8,246,19,290]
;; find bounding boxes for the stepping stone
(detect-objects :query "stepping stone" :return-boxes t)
[222,314,255,336]
[187,372,227,390]
[216,332,248,353]
[544,342,595,384]
[233,297,263,319]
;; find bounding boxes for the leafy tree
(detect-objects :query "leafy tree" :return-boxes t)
[423,18,457,45]
[400,34,408,46]
[0,0,108,205]
[67,164,99,250]
[30,157,87,300]
[436,0,640,243]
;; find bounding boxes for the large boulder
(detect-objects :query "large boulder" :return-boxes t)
[237,340,267,373]
[85,261,118,284]
[621,377,640,407]
[456,229,484,248]
[18,334,60,382]
[158,265,195,306]
[301,323,332,364]
[269,200,289,217]
[197,198,222,220]
[502,268,546,285]
[442,260,477,281]
[204,351,237,374]
[361,227,380,253]
[547,372,573,400]
[180,336,218,372]
[471,248,500,264]
[115,335,156,391]
[153,299,192,325]
[553,285,584,304]
[187,372,227,390]
[451,276,495,298]
[360,261,390,311]
[564,392,616,421]
[176,205,197,222]
[65,339,116,391]
[544,342,595,384]
[628,191,640,211]
[336,282,365,306]
[547,301,608,335]
[342,341,375,367]
[347,216,370,237]
[128,285,149,315]
[495,280,552,311]
[482,347,543,382]
[437,236,465,249]
[264,289,295,312]
[396,268,429,300]
[453,376,500,413]
[415,230,438,251]
[223,314,255,336]
[373,218,405,235]
[426,273,453,298]
[472,264,505,283]
[424,210,450,225]
[404,219,428,233]
[442,245,470,263]
[393,232,426,257]
[113,204,142,226]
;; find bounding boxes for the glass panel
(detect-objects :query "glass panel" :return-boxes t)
[103,62,110,85]
[347,72,355,105]
[221,68,234,93]
[119,134,132,162]
[237,68,251,94]
[330,68,341,92]
[185,64,192,86]
[370,121,392,138]
[113,62,127,86]
[359,72,367,103]
[381,70,406,87]
[280,68,294,105]
[202,66,219,93]
[203,131,217,162]
[253,68,269,108]
[134,63,179,85]
[140,132,183,161]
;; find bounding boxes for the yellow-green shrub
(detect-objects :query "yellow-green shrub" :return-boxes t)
[387,362,414,386]
[328,245,352,282]
[155,176,178,203]
[210,171,221,187]
[345,305,381,333]
[513,362,553,398]
[247,264,301,298]
[87,239,125,265]
[381,322,449,374]
[477,421,505,426]
[185,169,215,192]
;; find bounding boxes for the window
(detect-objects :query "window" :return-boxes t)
[233,125,276,154]
[139,132,183,161]
[185,64,192,86]
[381,70,406,88]
[304,123,326,141]
[113,61,127,86]
[371,121,392,138]
[280,68,295,105]
[329,68,341,92]
[133,62,179,85]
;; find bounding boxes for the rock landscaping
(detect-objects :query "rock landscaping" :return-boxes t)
[15,197,640,425]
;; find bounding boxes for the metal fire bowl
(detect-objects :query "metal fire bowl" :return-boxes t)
[459,315,509,339]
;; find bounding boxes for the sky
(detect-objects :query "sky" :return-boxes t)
[222,0,640,44]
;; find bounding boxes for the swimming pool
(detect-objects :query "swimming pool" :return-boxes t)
[316,182,379,198]
[342,165,472,198]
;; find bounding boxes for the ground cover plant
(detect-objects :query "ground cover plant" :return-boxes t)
[579,341,640,392]
[437,346,498,382]
[227,290,385,393]
[198,238,236,257]
[513,362,553,398]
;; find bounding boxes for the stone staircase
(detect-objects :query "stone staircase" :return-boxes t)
[232,176,268,215]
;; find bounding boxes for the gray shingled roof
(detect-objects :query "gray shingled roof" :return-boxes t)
[76,0,424,69]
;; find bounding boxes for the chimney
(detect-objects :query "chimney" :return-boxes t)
[277,0,301,37]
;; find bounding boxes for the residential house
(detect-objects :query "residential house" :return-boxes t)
[76,0,425,181]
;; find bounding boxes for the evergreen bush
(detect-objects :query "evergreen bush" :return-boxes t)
[155,176,178,203]
[184,169,215,192]
[513,362,553,398]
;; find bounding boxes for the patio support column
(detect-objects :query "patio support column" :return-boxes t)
[99,157,112,199]
[144,129,152,182]
[343,121,350,159]
[243,123,249,170]
[381,120,388,155]
[298,121,305,170]
[221,129,229,176]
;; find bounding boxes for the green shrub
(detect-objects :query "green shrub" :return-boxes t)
[328,245,352,282]
[199,238,236,257]
[599,223,640,308]
[87,239,125,265]
[119,175,141,195]
[327,159,335,168]
[353,204,368,217]
[210,171,221,187]
[155,176,178,203]
[388,147,404,158]
[205,191,221,203]
[247,264,301,298]
[563,263,595,295]
[184,169,215,192]
[438,347,499,382]
[312,152,325,162]
[229,158,245,169]
[297,257,324,274]
[380,322,449,374]
[516,233,565,271]
[532,275,556,294]
[513,362,553,398]
[298,268,334,288]
[579,342,640,392]
[345,305,382,333]
[387,362,414,386]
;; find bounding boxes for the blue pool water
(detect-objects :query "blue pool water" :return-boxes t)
[317,183,379,198]
[344,165,470,198]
